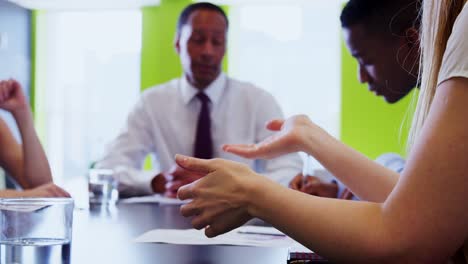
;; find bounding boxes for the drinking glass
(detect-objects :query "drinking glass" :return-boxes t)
[88,169,118,205]
[0,198,74,264]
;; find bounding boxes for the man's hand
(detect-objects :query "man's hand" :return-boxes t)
[289,173,304,191]
[289,174,338,198]
[151,164,205,198]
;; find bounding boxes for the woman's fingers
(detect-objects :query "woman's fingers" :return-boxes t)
[178,182,196,200]
[191,204,224,230]
[175,155,217,174]
[222,144,260,158]
[205,209,252,238]
[181,200,228,229]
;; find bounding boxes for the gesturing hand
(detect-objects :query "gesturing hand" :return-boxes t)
[165,164,205,198]
[152,164,206,198]
[223,115,317,160]
[176,155,262,237]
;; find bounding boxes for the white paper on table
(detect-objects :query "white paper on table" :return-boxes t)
[0,204,50,212]
[288,240,314,254]
[236,225,285,236]
[134,226,295,248]
[119,194,189,205]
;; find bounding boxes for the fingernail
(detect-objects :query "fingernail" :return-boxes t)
[176,154,188,162]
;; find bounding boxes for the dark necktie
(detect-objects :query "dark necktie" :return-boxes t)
[194,92,213,159]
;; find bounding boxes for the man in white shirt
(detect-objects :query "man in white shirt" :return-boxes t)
[290,0,420,200]
[96,2,302,197]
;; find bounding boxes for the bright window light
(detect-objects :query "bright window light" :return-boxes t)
[35,10,142,182]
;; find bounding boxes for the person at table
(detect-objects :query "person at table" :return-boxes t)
[290,0,419,200]
[95,2,302,197]
[0,79,70,197]
[176,0,468,262]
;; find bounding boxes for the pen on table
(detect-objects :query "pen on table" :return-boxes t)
[237,230,286,237]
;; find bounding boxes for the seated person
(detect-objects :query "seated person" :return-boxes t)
[96,2,302,197]
[176,0,468,262]
[291,0,419,199]
[0,79,69,197]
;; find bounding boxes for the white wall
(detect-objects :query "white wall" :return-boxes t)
[35,10,142,181]
[228,1,343,172]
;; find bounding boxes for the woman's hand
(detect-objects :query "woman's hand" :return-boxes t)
[0,79,29,114]
[23,183,71,197]
[0,183,72,198]
[176,155,265,237]
[223,115,319,159]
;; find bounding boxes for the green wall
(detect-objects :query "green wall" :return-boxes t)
[31,10,48,144]
[340,40,416,159]
[141,0,191,90]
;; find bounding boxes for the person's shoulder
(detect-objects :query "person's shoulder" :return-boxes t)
[438,4,468,85]
[451,4,468,38]
[227,77,277,102]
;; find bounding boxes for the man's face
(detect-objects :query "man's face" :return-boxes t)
[343,24,418,103]
[176,10,227,89]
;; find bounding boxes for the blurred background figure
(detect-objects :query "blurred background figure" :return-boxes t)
[291,0,420,200]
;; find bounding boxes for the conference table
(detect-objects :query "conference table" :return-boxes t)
[70,202,297,264]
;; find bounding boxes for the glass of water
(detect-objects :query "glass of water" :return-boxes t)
[0,198,74,264]
[88,169,118,205]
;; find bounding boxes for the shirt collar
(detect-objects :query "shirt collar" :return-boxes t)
[180,73,227,106]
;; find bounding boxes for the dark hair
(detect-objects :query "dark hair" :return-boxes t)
[177,2,229,33]
[340,0,421,36]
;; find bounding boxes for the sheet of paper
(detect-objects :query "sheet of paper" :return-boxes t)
[236,225,285,236]
[119,194,189,205]
[134,226,295,248]
[288,240,314,254]
[0,203,50,212]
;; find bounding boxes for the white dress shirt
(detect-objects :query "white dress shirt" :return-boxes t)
[96,73,303,196]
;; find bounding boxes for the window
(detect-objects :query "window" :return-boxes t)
[228,2,343,175]
[35,10,142,182]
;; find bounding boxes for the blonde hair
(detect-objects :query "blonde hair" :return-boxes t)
[408,0,466,150]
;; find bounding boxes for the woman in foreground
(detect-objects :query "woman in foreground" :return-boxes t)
[177,0,468,263]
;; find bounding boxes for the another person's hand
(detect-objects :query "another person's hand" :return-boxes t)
[0,79,29,113]
[22,183,71,198]
[176,155,262,237]
[151,164,205,198]
[223,115,322,159]
[289,174,338,198]
[289,173,305,191]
